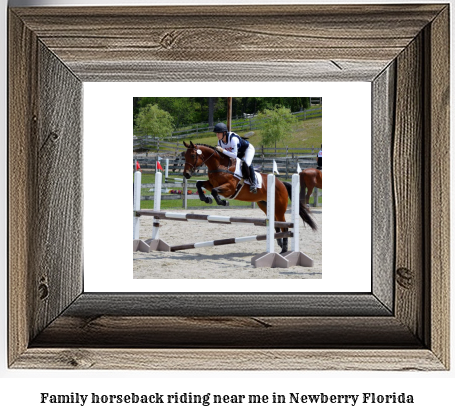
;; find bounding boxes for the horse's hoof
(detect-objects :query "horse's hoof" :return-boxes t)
[280,250,287,254]
[206,198,213,204]
[224,201,229,207]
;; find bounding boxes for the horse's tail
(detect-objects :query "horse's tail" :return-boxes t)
[282,181,317,231]
[300,173,306,199]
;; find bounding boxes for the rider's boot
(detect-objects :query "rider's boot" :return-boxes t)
[249,165,258,193]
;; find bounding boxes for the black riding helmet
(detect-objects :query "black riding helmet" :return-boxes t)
[213,122,228,133]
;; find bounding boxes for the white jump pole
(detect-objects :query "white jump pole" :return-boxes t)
[133,170,141,239]
[266,173,275,254]
[133,171,171,252]
[291,173,300,252]
[135,172,312,266]
[251,174,289,268]
[282,173,314,267]
[133,170,152,252]
[165,159,169,179]
[143,172,171,252]
[151,172,162,240]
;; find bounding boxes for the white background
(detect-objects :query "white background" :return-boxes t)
[1,0,454,414]
[84,82,371,292]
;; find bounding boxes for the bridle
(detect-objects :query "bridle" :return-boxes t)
[184,146,218,175]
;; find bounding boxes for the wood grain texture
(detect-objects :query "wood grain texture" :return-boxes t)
[393,34,425,340]
[8,4,450,370]
[372,63,395,312]
[30,316,420,349]
[69,61,388,82]
[11,5,445,82]
[33,42,83,338]
[13,349,445,371]
[9,10,83,366]
[8,11,39,366]
[54,293,392,317]
[425,6,450,368]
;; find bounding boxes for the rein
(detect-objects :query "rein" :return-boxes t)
[208,168,235,175]
[187,145,233,175]
[208,156,234,175]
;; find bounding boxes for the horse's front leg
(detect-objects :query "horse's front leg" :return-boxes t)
[274,227,289,252]
[196,180,213,204]
[280,229,289,253]
[275,227,283,249]
[211,183,235,206]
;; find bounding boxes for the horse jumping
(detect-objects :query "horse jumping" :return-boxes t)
[300,168,322,206]
[182,141,317,253]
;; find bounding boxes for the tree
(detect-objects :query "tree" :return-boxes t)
[208,97,215,127]
[257,105,298,147]
[136,98,197,128]
[134,104,174,139]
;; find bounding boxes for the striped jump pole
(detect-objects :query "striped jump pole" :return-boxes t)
[135,210,294,229]
[171,231,293,252]
[133,172,313,268]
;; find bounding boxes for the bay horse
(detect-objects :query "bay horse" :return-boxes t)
[182,141,317,253]
[300,168,322,206]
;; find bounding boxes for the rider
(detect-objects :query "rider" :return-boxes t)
[214,122,257,193]
[317,144,322,170]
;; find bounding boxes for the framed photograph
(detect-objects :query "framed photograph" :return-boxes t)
[84,83,370,293]
[8,4,449,370]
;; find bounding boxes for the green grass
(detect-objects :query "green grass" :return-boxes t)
[137,110,322,153]
[181,116,322,151]
[140,198,256,210]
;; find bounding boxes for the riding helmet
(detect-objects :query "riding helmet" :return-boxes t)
[213,122,228,133]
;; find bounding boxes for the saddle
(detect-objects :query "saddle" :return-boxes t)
[240,160,261,176]
[240,160,250,179]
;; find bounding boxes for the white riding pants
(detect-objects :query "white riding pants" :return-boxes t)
[242,144,255,166]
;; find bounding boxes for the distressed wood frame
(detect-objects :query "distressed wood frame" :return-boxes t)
[8,5,450,370]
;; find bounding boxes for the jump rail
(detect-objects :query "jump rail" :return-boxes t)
[135,210,294,228]
[133,171,313,268]
[171,231,293,252]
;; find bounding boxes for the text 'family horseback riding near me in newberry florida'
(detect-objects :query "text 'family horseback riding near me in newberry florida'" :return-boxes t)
[40,391,414,406]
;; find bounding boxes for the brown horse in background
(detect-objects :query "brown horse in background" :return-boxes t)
[182,141,317,253]
[300,168,322,206]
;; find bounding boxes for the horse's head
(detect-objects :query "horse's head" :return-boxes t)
[183,141,205,179]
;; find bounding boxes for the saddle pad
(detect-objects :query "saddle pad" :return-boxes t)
[233,159,263,188]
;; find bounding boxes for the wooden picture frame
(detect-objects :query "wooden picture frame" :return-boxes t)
[8,4,450,370]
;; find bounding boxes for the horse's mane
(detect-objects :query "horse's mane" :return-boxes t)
[193,143,232,166]
[194,143,230,160]
[194,143,218,151]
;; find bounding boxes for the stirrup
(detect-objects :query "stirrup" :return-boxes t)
[249,185,257,194]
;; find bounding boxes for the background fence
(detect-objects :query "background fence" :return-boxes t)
[133,155,319,180]
[133,107,322,155]
[133,140,322,158]
[134,105,322,209]
[139,176,322,209]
